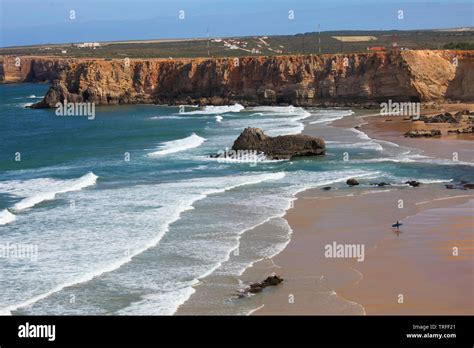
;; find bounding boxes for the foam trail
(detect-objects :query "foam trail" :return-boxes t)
[215,115,223,123]
[349,127,371,140]
[0,172,285,315]
[418,179,453,184]
[148,133,206,157]
[310,110,354,124]
[250,106,311,118]
[12,172,98,212]
[0,210,16,226]
[182,104,244,115]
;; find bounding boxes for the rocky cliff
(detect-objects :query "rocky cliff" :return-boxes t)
[1,50,472,107]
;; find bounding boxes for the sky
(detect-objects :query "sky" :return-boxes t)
[0,0,473,47]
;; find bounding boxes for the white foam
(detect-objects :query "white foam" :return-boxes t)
[18,102,33,108]
[0,171,286,315]
[354,154,474,167]
[349,127,371,140]
[182,104,244,115]
[309,109,354,124]
[249,106,311,118]
[418,179,453,184]
[215,115,223,123]
[0,178,62,197]
[149,115,186,120]
[148,133,206,157]
[329,141,384,151]
[118,286,197,315]
[11,172,98,212]
[0,210,16,226]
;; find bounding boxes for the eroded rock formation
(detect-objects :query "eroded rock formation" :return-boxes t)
[0,50,472,108]
[232,127,325,159]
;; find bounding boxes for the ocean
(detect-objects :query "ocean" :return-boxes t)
[0,83,472,315]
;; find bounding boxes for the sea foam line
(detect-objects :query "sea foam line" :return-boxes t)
[0,209,16,226]
[148,133,206,157]
[181,104,244,115]
[12,172,98,212]
[172,170,380,315]
[0,172,285,315]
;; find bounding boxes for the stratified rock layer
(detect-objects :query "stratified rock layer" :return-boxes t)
[0,50,472,107]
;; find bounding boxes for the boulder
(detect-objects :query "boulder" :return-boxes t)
[447,127,473,134]
[232,127,325,160]
[447,183,474,190]
[420,113,457,123]
[405,180,421,187]
[237,274,284,297]
[404,130,441,137]
[262,275,284,286]
[346,178,359,186]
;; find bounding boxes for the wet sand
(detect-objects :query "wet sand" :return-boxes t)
[250,188,473,315]
[358,115,474,162]
[248,111,474,315]
[178,107,473,315]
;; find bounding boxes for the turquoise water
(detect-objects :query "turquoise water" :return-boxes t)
[0,83,472,315]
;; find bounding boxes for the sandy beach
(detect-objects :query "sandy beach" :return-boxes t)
[243,108,474,315]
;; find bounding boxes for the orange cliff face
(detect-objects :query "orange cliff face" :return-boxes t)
[1,50,473,107]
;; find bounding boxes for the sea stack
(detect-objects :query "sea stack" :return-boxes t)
[232,127,325,160]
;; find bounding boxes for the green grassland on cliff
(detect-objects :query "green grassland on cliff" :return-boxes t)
[0,29,473,59]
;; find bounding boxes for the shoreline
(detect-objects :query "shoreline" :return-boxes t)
[175,104,474,315]
[245,107,473,315]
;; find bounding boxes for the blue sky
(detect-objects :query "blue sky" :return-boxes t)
[0,0,472,47]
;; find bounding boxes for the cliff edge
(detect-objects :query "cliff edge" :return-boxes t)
[0,50,472,107]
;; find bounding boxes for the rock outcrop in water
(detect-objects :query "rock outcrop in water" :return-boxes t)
[0,50,473,108]
[238,274,284,297]
[232,127,325,160]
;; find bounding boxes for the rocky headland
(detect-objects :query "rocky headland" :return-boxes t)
[0,50,472,108]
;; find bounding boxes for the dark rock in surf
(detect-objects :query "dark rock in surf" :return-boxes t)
[446,183,474,190]
[238,274,284,297]
[346,178,359,186]
[232,127,325,160]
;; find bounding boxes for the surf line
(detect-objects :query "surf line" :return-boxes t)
[415,195,474,206]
